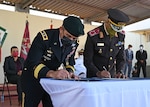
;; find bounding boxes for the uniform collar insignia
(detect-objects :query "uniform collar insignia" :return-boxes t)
[88,28,100,37]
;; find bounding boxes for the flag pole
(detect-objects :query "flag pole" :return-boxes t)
[50,19,53,29]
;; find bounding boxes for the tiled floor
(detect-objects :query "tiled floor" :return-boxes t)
[0,96,42,107]
[0,84,42,107]
[0,96,21,107]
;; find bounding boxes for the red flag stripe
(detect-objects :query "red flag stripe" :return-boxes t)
[20,20,31,60]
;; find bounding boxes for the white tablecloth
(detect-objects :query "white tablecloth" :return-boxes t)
[40,78,150,107]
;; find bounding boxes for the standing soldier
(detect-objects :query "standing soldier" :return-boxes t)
[84,9,129,78]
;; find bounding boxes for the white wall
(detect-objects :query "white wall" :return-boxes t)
[0,9,96,83]
[0,9,149,83]
[124,32,150,66]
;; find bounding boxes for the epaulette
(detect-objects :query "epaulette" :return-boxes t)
[40,30,48,40]
[88,27,100,37]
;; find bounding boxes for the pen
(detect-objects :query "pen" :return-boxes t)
[103,66,111,78]
[103,66,107,71]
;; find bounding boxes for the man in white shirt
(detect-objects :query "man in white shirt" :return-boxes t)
[74,49,87,78]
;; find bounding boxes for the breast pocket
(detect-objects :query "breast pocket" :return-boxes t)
[96,42,106,53]
[95,46,107,56]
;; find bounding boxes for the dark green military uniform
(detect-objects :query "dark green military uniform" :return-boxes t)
[84,24,125,78]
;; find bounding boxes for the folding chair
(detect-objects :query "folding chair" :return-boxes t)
[1,70,12,105]
[1,66,17,105]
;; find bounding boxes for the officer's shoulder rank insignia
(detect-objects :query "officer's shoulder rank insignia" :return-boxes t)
[40,31,48,40]
[88,28,100,37]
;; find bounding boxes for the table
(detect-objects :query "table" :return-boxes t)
[40,78,150,107]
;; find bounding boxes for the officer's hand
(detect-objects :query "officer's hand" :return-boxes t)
[46,69,70,79]
[115,72,127,78]
[96,70,111,78]
[140,60,144,63]
[69,72,79,80]
[17,70,22,76]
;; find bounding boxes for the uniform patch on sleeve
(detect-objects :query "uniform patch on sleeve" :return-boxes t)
[88,28,100,37]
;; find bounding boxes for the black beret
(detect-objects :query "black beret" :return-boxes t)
[107,9,129,24]
[63,16,84,37]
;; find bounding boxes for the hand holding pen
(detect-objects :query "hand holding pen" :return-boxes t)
[96,66,111,78]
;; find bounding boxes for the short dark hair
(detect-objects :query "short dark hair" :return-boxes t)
[128,44,132,48]
[140,44,143,47]
[11,46,18,52]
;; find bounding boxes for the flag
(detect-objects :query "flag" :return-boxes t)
[20,20,31,60]
[0,26,8,62]
[0,26,8,47]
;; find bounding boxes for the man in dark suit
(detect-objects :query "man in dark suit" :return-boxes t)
[21,16,84,107]
[3,46,24,105]
[136,44,147,77]
[123,44,134,77]
[84,8,129,78]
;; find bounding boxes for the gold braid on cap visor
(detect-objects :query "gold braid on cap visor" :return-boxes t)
[108,19,126,27]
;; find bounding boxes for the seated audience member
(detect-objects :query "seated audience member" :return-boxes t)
[74,49,87,78]
[3,46,25,105]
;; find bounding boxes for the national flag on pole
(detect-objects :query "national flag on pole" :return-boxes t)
[20,20,31,60]
[0,26,8,47]
[0,26,8,62]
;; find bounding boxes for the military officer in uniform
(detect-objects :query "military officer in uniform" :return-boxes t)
[21,16,84,107]
[84,8,129,78]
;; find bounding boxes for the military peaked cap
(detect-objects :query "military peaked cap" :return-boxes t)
[107,9,129,24]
